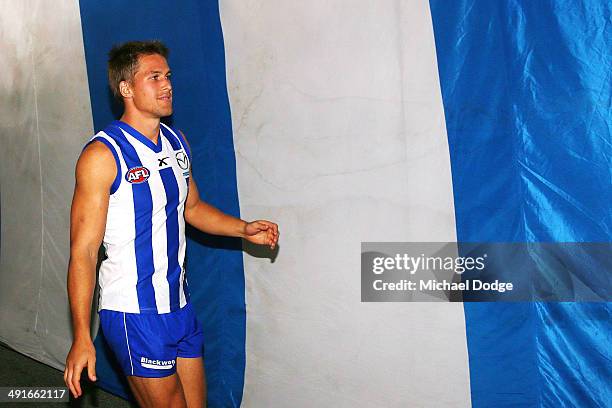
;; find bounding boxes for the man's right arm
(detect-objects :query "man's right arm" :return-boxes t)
[64,141,115,398]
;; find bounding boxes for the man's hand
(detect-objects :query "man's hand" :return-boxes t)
[244,220,279,249]
[64,339,97,398]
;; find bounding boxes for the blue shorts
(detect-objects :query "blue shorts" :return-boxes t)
[99,303,204,378]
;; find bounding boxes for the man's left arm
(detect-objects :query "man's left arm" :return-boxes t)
[180,131,278,248]
[184,175,279,249]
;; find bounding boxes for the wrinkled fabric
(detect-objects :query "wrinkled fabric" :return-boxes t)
[430,0,611,406]
[221,0,471,406]
[0,0,92,371]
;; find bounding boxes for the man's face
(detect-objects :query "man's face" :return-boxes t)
[126,53,173,118]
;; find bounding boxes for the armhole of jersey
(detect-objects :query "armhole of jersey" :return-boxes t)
[84,137,121,195]
[175,129,192,161]
[161,123,192,160]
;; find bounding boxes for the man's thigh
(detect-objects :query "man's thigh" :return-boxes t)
[176,357,206,408]
[127,373,186,408]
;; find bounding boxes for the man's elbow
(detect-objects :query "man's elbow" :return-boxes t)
[69,242,100,266]
[184,205,196,225]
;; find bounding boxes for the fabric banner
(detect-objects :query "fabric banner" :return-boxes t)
[0,0,609,406]
[0,0,92,371]
[430,1,611,406]
[220,0,469,406]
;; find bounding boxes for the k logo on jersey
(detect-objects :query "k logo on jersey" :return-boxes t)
[125,166,151,184]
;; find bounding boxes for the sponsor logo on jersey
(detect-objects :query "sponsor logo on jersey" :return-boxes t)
[176,151,189,170]
[140,356,175,370]
[125,166,151,184]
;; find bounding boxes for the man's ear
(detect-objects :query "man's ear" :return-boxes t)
[119,80,133,99]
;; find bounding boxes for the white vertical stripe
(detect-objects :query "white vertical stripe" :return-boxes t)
[126,131,171,314]
[96,133,140,313]
[176,159,188,309]
[123,313,134,375]
[178,203,187,308]
[221,0,471,407]
[160,127,189,308]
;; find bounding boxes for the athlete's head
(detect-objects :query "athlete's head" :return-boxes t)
[108,40,173,118]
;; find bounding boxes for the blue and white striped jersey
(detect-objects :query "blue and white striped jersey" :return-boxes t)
[89,121,192,314]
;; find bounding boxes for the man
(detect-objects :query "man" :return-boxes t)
[64,40,279,407]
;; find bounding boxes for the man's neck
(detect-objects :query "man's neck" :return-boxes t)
[120,112,161,143]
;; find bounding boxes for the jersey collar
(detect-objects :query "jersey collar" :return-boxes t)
[113,120,163,153]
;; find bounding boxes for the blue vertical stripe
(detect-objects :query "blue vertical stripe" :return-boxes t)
[430,0,612,406]
[190,4,246,406]
[80,1,246,404]
[159,167,181,311]
[103,125,158,313]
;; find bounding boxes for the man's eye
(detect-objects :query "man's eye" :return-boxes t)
[152,75,159,80]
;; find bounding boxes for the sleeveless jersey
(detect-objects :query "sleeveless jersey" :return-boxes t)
[89,120,192,314]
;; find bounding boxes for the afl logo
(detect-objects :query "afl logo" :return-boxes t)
[176,151,189,170]
[126,166,151,184]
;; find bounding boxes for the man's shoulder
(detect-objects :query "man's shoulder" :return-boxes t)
[78,139,117,176]
[74,139,117,192]
[74,142,117,191]
[83,125,124,158]
[82,137,115,158]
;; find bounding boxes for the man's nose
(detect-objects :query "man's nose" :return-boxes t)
[161,77,172,91]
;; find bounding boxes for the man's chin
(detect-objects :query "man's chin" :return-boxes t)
[158,108,173,118]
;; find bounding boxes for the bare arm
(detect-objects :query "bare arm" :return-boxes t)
[184,173,278,248]
[184,176,246,237]
[64,141,115,398]
[181,133,279,248]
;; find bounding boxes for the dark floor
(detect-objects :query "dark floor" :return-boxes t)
[0,343,136,407]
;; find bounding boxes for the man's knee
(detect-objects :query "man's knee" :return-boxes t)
[128,374,187,408]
